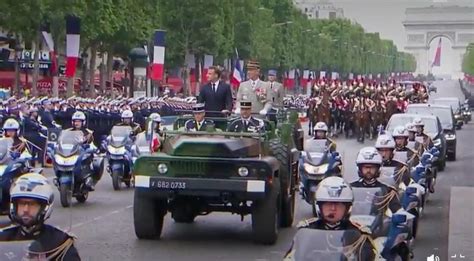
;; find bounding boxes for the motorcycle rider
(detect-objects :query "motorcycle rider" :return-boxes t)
[2,118,29,158]
[392,126,419,166]
[405,122,422,153]
[115,109,142,136]
[293,176,377,260]
[412,117,434,150]
[375,134,411,187]
[351,147,403,214]
[312,121,336,152]
[0,173,80,260]
[66,111,93,144]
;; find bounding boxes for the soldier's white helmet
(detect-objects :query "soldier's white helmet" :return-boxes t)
[392,126,409,138]
[121,110,133,119]
[10,173,54,232]
[315,176,353,203]
[71,111,86,122]
[356,147,382,166]
[149,113,161,123]
[3,118,20,134]
[405,123,417,133]
[313,122,328,132]
[375,134,396,149]
[412,117,424,127]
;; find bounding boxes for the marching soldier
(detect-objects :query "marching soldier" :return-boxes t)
[184,103,214,131]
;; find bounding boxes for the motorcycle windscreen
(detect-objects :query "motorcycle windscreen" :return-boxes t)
[291,229,364,261]
[134,133,151,155]
[304,140,328,165]
[392,151,408,164]
[351,187,385,232]
[0,240,48,260]
[0,138,13,165]
[110,126,133,147]
[378,167,397,188]
[57,130,84,157]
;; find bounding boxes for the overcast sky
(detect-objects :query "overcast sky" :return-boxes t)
[330,0,473,50]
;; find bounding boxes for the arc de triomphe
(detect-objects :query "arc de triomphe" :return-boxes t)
[403,5,474,78]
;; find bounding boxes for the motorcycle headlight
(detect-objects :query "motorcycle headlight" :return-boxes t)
[433,138,441,147]
[157,163,168,174]
[54,154,79,166]
[454,114,461,119]
[444,133,456,140]
[108,145,126,155]
[303,163,328,175]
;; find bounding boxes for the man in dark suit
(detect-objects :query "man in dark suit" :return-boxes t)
[227,101,265,133]
[198,66,233,117]
[184,103,214,131]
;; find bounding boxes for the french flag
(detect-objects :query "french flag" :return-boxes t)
[41,23,57,75]
[151,30,166,80]
[431,38,442,68]
[201,55,213,83]
[65,15,80,78]
[231,50,242,87]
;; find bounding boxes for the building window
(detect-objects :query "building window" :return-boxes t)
[315,11,319,18]
[329,12,336,19]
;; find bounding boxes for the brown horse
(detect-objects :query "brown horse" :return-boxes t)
[370,100,386,139]
[385,99,398,125]
[308,89,332,136]
[354,99,371,143]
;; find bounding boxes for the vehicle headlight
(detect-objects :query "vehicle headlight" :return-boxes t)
[238,167,249,177]
[303,163,328,175]
[54,154,79,166]
[444,133,456,140]
[157,163,168,174]
[433,138,441,147]
[454,114,461,119]
[108,145,126,155]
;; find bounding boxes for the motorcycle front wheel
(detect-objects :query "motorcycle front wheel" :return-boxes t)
[60,183,72,208]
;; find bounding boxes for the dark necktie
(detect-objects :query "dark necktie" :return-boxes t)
[212,83,216,93]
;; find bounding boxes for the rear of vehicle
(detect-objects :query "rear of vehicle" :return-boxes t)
[432,98,463,129]
[406,104,457,160]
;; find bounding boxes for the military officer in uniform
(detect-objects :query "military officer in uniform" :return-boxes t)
[235,61,271,114]
[184,103,214,131]
[265,69,285,108]
[227,101,265,133]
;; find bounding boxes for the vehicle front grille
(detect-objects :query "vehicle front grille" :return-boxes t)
[170,161,207,175]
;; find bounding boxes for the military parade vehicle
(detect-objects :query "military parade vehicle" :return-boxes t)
[132,110,304,244]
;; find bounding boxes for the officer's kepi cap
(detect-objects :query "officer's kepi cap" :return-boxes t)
[192,103,205,113]
[240,101,252,109]
[268,69,277,76]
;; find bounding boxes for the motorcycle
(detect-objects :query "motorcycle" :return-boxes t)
[462,102,471,123]
[350,187,414,260]
[49,130,104,207]
[0,138,32,214]
[284,229,376,261]
[103,126,134,190]
[299,139,342,216]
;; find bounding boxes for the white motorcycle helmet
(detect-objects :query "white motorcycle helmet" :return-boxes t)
[3,118,20,136]
[71,111,86,126]
[412,117,424,127]
[355,147,383,179]
[9,173,54,234]
[315,176,353,218]
[405,123,417,133]
[375,134,396,150]
[392,126,409,138]
[121,110,134,122]
[313,122,328,132]
[149,113,161,123]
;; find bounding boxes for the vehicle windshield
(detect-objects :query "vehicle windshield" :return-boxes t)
[0,138,13,164]
[134,133,151,155]
[111,126,133,146]
[58,130,84,156]
[407,106,453,129]
[351,187,384,216]
[387,116,438,137]
[432,99,460,111]
[291,229,364,261]
[0,240,38,259]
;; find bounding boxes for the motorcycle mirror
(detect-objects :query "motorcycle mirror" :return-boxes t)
[406,187,417,195]
[392,213,407,225]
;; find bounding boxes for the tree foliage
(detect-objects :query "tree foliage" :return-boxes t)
[462,43,474,75]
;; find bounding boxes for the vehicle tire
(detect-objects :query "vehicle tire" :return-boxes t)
[448,150,456,161]
[251,182,279,245]
[112,169,122,191]
[59,183,72,208]
[438,159,446,171]
[293,124,304,151]
[270,139,295,228]
[133,190,166,239]
[76,191,88,203]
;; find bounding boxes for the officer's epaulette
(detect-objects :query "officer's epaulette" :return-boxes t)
[0,224,18,232]
[296,217,318,228]
[18,137,27,143]
[350,220,372,234]
[392,158,408,168]
[85,128,93,134]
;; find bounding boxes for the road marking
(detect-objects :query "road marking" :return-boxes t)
[63,204,133,232]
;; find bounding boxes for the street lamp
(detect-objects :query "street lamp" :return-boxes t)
[14,43,23,97]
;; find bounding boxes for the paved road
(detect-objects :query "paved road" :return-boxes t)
[1,80,471,260]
